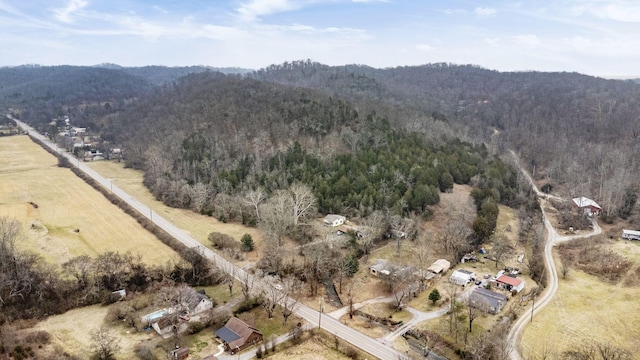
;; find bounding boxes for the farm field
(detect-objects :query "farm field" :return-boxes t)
[86,160,264,264]
[520,246,640,358]
[0,135,178,265]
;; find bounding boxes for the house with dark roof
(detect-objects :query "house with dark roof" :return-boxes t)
[215,317,263,354]
[470,287,508,314]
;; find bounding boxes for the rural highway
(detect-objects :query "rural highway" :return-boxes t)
[12,117,410,360]
[507,151,601,360]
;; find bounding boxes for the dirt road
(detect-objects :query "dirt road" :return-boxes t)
[507,151,601,360]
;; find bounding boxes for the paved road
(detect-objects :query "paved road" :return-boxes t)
[507,151,601,360]
[12,117,411,360]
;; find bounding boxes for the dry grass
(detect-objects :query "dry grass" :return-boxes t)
[35,304,156,359]
[0,136,178,265]
[263,335,351,360]
[520,256,640,358]
[86,160,264,266]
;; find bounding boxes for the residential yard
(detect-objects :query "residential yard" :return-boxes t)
[0,135,178,265]
[86,160,265,265]
[34,304,157,359]
[520,256,640,358]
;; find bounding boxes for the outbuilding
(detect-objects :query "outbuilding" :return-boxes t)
[449,269,475,286]
[427,259,451,274]
[622,229,640,241]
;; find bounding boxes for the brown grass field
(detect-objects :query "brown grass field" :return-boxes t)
[85,160,265,265]
[0,135,178,265]
[35,304,157,359]
[520,244,640,358]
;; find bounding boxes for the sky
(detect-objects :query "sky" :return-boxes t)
[1,0,639,77]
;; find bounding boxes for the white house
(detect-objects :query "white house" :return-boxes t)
[496,275,525,293]
[572,197,602,216]
[449,269,475,286]
[323,214,346,227]
[622,229,640,241]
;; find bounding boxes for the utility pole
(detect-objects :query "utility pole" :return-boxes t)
[318,297,324,329]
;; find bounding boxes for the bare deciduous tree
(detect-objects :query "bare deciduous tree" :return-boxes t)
[90,326,121,360]
[244,187,266,220]
[260,286,283,319]
[289,182,316,226]
[240,270,255,300]
[491,235,514,269]
[280,277,300,325]
[259,190,292,246]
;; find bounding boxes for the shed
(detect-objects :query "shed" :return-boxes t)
[369,259,392,277]
[427,259,451,274]
[169,347,189,360]
[449,269,475,286]
[496,275,525,293]
[622,229,640,241]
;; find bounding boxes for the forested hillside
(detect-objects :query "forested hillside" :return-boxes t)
[254,60,640,220]
[0,65,153,131]
[106,72,518,229]
[4,61,638,221]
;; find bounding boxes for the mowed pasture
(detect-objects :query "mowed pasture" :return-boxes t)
[0,135,178,265]
[520,245,640,357]
[86,160,264,263]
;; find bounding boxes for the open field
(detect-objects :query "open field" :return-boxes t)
[0,135,178,265]
[520,246,640,358]
[86,160,265,265]
[35,304,157,359]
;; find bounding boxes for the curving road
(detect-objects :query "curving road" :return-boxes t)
[507,151,601,360]
[12,117,411,360]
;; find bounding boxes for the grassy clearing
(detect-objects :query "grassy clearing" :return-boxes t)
[86,160,264,265]
[520,254,640,358]
[35,304,156,359]
[263,335,351,360]
[0,136,178,265]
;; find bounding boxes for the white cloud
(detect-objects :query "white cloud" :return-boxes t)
[415,43,432,51]
[53,0,88,23]
[513,34,540,47]
[474,7,496,17]
[236,0,299,21]
[352,0,388,3]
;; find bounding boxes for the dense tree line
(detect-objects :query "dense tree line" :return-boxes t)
[0,216,217,323]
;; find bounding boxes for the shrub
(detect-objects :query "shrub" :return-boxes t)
[234,298,260,315]
[187,321,206,335]
[241,233,254,251]
[134,343,157,360]
[208,232,238,249]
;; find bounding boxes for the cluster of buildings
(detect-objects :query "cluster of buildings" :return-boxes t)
[140,287,263,358]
